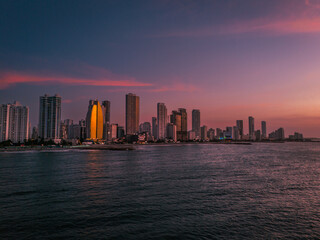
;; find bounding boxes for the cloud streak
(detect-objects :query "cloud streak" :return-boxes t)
[0,71,152,89]
[151,16,320,38]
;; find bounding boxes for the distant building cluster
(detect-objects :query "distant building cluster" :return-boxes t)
[0,93,305,144]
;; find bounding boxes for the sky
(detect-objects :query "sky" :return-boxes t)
[1,0,320,137]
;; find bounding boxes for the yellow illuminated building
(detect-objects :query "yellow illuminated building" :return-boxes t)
[86,100,103,140]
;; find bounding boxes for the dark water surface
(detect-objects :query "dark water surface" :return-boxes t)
[0,143,319,239]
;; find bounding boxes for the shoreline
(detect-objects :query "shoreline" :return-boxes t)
[0,141,316,152]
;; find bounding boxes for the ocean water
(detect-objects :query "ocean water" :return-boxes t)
[0,143,319,239]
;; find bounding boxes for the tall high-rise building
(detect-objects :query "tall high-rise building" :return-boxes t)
[233,126,240,140]
[31,126,38,140]
[179,108,188,141]
[101,100,110,123]
[111,124,118,139]
[78,119,86,139]
[0,101,29,143]
[72,124,81,139]
[157,103,167,140]
[64,119,73,139]
[261,121,267,139]
[125,93,139,135]
[39,94,61,139]
[170,110,182,141]
[192,109,200,137]
[224,127,233,139]
[255,130,261,141]
[86,100,104,140]
[152,117,157,139]
[208,128,215,141]
[188,130,196,140]
[269,128,285,140]
[60,122,67,140]
[216,128,222,139]
[248,116,254,140]
[117,126,125,139]
[166,123,177,142]
[102,100,111,140]
[140,122,151,135]
[236,120,243,139]
[200,125,207,140]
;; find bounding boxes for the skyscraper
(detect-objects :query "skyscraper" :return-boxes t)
[261,121,267,139]
[117,126,125,139]
[101,100,110,123]
[86,100,104,140]
[125,93,139,135]
[200,125,207,140]
[79,119,86,139]
[236,120,243,139]
[157,103,167,140]
[192,109,200,138]
[208,128,215,141]
[64,119,73,139]
[269,128,285,140]
[0,101,29,143]
[216,128,222,139]
[39,94,61,139]
[110,124,118,139]
[166,123,177,142]
[102,100,111,140]
[233,126,239,140]
[152,117,157,139]
[248,116,254,140]
[225,127,233,139]
[179,108,188,141]
[170,110,182,141]
[140,122,151,135]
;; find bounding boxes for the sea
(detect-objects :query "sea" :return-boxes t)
[0,142,319,239]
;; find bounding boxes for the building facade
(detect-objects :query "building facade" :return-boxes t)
[236,120,244,139]
[179,108,188,141]
[152,117,157,139]
[39,94,61,139]
[261,121,267,139]
[166,123,177,142]
[86,100,104,140]
[157,103,167,140]
[102,100,111,140]
[0,101,29,143]
[248,116,254,140]
[200,125,207,140]
[192,109,200,138]
[125,93,139,135]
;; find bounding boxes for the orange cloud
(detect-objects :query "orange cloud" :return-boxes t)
[0,71,152,89]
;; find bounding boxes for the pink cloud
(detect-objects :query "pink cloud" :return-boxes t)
[151,16,320,38]
[0,71,152,89]
[305,0,320,9]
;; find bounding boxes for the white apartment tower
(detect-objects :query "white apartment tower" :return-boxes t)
[0,101,29,143]
[38,94,61,139]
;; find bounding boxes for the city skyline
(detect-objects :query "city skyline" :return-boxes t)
[0,92,310,139]
[1,1,320,137]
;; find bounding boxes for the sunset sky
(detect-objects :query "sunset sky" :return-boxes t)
[1,0,320,137]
